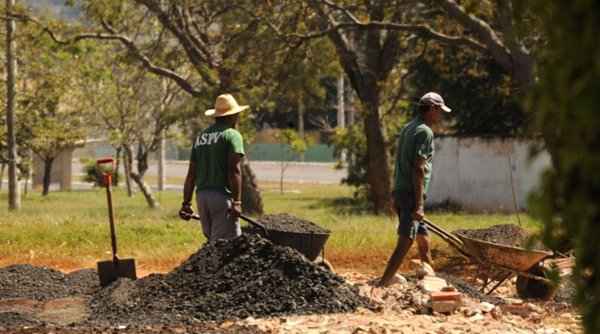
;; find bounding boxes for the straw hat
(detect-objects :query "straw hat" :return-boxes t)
[205,94,250,117]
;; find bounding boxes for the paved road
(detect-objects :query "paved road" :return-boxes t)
[72,160,346,187]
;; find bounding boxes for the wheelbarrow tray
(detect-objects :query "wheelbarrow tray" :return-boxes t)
[264,229,330,262]
[455,233,553,272]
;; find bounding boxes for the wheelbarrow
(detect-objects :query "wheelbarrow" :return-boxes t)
[423,218,560,299]
[188,213,332,269]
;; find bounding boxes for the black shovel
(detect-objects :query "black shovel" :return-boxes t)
[96,158,137,287]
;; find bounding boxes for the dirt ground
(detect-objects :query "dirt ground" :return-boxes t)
[0,267,582,334]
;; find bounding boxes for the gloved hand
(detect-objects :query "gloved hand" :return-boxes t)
[179,202,194,220]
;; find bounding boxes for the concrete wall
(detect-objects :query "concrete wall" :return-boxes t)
[427,137,551,211]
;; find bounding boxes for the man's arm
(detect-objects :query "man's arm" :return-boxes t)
[183,161,197,204]
[412,157,427,220]
[179,161,196,220]
[228,153,243,217]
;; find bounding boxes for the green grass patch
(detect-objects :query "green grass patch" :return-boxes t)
[0,184,542,272]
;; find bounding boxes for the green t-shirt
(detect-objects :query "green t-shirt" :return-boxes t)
[393,116,434,198]
[190,123,245,195]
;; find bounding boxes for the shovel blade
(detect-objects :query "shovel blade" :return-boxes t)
[97,258,137,287]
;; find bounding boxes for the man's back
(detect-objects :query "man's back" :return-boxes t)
[393,116,434,195]
[191,123,244,194]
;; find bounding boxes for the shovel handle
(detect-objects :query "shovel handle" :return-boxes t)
[97,157,118,262]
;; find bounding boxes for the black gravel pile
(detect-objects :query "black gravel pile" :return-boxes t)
[454,224,529,247]
[89,234,368,325]
[256,214,329,234]
[64,269,100,295]
[0,265,98,301]
[0,323,265,334]
[0,312,43,328]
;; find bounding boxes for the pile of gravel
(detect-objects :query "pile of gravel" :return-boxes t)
[454,224,529,247]
[256,214,329,234]
[88,234,369,325]
[0,265,99,301]
[0,323,264,334]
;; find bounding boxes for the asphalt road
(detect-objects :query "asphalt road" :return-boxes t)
[71,160,346,189]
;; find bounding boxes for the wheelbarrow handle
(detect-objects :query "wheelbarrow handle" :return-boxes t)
[187,213,268,236]
[239,214,268,236]
[422,218,471,259]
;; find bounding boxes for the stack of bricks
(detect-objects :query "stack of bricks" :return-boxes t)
[431,288,463,314]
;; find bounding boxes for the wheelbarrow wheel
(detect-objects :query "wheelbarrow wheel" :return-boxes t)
[516,264,557,300]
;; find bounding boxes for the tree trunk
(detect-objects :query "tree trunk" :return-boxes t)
[42,158,54,196]
[130,144,159,208]
[363,98,392,214]
[6,0,20,209]
[158,133,165,191]
[113,147,121,186]
[242,160,263,215]
[0,163,5,190]
[512,52,535,94]
[337,74,346,128]
[23,150,32,196]
[130,171,159,209]
[123,145,133,197]
[298,102,305,162]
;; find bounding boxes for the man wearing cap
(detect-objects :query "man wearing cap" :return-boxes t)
[378,92,451,287]
[179,94,249,242]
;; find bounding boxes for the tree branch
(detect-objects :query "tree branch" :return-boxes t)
[433,0,513,69]
[11,12,203,97]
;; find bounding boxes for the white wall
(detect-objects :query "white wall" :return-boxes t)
[427,137,551,211]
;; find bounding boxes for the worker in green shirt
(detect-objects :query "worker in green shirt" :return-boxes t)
[179,94,248,242]
[378,92,451,287]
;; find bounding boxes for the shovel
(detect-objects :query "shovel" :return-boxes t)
[96,158,137,287]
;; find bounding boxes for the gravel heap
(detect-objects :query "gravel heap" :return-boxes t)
[0,323,264,334]
[89,234,369,325]
[454,224,529,247]
[0,265,99,301]
[256,213,329,234]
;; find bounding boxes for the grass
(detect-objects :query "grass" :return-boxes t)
[0,182,542,274]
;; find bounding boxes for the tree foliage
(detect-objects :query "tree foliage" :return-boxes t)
[525,1,600,333]
[408,44,525,136]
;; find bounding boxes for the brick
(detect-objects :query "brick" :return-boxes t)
[430,291,462,302]
[420,275,448,293]
[432,299,462,314]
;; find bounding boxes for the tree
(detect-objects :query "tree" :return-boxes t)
[526,1,600,333]
[297,1,421,213]
[70,0,270,212]
[276,129,307,194]
[78,51,189,208]
[300,1,539,95]
[4,0,20,208]
[18,33,91,195]
[407,43,525,136]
